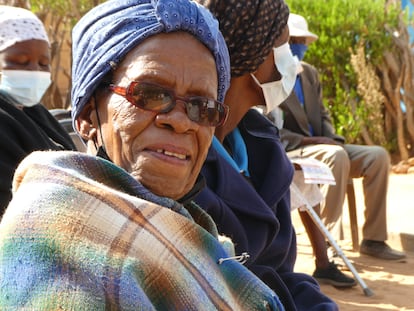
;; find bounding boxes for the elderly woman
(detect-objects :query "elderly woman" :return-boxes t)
[0,1,285,310]
[192,0,338,310]
[0,6,76,213]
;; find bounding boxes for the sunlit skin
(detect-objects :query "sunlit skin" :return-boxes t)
[0,39,50,71]
[77,32,218,200]
[215,25,290,142]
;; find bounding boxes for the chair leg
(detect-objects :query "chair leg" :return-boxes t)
[347,180,359,252]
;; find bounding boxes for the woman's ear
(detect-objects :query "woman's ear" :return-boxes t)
[76,99,98,141]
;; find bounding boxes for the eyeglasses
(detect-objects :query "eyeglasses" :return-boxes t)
[108,81,229,127]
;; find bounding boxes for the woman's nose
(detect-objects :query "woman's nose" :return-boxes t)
[154,100,199,133]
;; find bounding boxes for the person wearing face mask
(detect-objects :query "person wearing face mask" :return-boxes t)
[279,13,405,262]
[264,13,358,289]
[193,1,337,310]
[250,37,298,129]
[0,6,76,214]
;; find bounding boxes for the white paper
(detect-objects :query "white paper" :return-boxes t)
[290,170,325,211]
[290,157,336,185]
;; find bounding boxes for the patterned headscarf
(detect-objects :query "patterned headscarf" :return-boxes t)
[195,0,289,77]
[71,0,230,123]
[0,6,50,52]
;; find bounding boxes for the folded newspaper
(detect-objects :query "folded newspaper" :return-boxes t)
[290,157,336,185]
[290,158,336,211]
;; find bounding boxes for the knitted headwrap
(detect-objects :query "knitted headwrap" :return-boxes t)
[195,0,289,77]
[71,0,230,123]
[0,6,50,52]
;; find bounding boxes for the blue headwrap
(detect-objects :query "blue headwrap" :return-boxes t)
[71,0,230,123]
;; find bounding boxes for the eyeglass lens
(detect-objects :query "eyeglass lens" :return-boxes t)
[110,82,227,126]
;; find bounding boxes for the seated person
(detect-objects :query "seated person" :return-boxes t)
[278,13,356,288]
[194,0,338,309]
[0,0,285,309]
[290,167,356,288]
[0,6,76,213]
[279,13,405,260]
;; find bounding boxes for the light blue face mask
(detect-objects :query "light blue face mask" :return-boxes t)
[0,70,51,107]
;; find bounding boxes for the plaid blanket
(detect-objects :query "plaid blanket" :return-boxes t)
[0,151,284,310]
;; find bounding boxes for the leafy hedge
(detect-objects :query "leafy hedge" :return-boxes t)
[285,0,401,146]
[11,0,411,158]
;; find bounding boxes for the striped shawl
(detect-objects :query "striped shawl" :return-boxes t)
[0,151,284,310]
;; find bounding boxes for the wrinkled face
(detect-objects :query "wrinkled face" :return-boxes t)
[78,32,218,200]
[0,39,50,72]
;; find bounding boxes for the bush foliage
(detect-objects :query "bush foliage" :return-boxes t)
[285,0,405,152]
[3,0,413,160]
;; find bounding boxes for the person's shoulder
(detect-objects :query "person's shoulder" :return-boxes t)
[244,108,275,127]
[17,150,82,168]
[0,90,17,105]
[25,102,54,115]
[0,91,47,118]
[300,61,318,73]
[299,61,320,83]
[0,91,20,114]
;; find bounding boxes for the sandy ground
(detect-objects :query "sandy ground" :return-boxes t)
[292,173,414,311]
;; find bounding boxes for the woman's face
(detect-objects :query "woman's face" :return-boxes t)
[80,32,218,200]
[0,39,50,72]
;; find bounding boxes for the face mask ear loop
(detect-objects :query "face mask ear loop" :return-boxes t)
[94,94,106,153]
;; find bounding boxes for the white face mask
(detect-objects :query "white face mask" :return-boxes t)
[251,42,299,114]
[0,70,51,107]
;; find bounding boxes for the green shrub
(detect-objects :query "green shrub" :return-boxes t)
[286,0,400,145]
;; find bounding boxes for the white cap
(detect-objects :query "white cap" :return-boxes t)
[288,13,318,44]
[0,6,50,52]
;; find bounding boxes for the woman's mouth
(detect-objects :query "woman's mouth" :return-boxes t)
[156,149,188,160]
